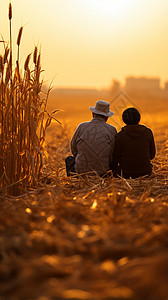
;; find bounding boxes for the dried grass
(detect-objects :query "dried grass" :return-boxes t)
[0,3,59,195]
[0,124,167,300]
[0,2,168,300]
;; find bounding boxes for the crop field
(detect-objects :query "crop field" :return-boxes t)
[0,3,168,299]
[0,107,168,300]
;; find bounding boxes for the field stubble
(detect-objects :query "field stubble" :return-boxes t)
[0,110,168,300]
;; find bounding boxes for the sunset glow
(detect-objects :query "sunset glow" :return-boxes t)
[0,0,168,88]
[87,0,126,13]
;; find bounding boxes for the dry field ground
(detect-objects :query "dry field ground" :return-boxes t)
[0,102,168,300]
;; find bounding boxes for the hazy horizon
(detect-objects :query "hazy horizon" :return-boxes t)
[1,0,168,89]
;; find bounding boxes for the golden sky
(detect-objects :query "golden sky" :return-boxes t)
[1,0,168,88]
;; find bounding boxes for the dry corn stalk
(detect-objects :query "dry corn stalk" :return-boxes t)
[0,2,58,195]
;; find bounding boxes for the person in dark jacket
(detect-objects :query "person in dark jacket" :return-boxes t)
[112,107,156,178]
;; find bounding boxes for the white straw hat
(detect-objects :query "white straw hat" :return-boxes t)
[89,100,114,117]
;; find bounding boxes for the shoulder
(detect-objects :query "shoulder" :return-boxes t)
[114,128,125,142]
[145,126,155,139]
[79,121,90,126]
[117,127,125,136]
[105,123,117,134]
[139,125,154,135]
[145,126,153,133]
[75,121,90,131]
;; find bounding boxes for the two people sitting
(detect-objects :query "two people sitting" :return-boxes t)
[65,100,156,179]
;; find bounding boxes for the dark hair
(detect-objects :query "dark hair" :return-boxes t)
[122,107,140,125]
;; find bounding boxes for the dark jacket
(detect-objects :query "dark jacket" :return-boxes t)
[112,124,156,178]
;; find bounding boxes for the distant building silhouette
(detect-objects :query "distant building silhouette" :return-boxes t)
[111,79,121,96]
[165,82,168,91]
[49,77,168,109]
[126,76,160,89]
[124,77,161,98]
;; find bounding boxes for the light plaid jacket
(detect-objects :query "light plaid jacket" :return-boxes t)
[71,116,117,175]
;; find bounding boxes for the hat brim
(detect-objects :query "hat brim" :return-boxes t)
[89,107,114,117]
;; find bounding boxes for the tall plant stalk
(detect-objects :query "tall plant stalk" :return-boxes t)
[0,2,59,195]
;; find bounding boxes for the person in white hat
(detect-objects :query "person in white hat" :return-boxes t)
[65,100,117,176]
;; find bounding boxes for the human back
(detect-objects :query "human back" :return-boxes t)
[72,115,117,175]
[66,100,117,176]
[112,107,156,178]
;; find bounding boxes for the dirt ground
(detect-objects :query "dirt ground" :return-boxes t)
[0,108,168,300]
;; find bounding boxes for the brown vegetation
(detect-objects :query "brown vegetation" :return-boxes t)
[0,111,167,299]
[0,3,59,195]
[0,3,168,300]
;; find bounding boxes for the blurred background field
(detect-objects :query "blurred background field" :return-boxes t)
[1,87,168,300]
[46,85,168,141]
[1,1,168,298]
